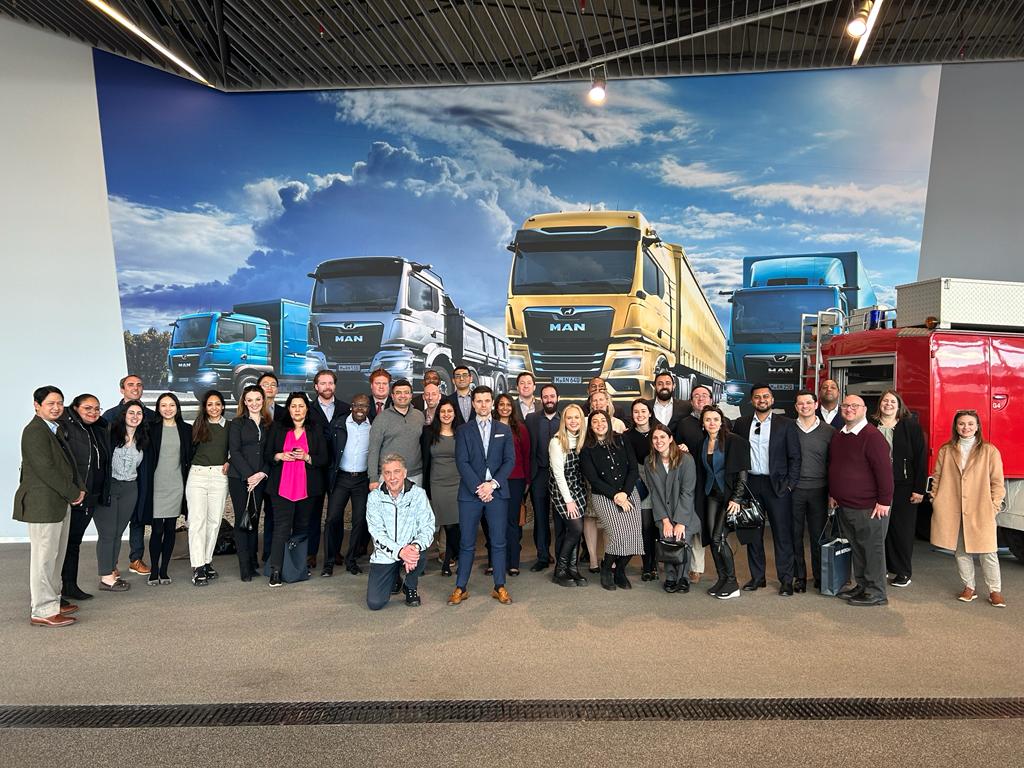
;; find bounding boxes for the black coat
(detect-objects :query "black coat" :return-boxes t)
[580,439,639,500]
[525,410,560,482]
[444,392,477,427]
[368,395,393,423]
[263,422,330,497]
[228,417,269,480]
[59,412,110,508]
[871,415,928,493]
[644,397,692,433]
[143,418,192,521]
[622,427,652,465]
[732,413,801,497]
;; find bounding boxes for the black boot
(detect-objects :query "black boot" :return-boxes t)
[614,556,633,589]
[706,541,727,596]
[568,546,588,587]
[600,554,616,591]
[552,553,575,587]
[715,542,740,599]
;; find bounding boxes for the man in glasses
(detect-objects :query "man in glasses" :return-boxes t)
[732,384,802,595]
[828,395,894,606]
[444,365,476,427]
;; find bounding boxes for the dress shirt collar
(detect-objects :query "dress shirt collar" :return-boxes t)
[841,417,868,435]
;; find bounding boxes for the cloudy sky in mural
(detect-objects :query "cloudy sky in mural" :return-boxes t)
[95,51,939,335]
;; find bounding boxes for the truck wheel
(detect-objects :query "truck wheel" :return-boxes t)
[1004,529,1024,564]
[234,374,259,403]
[494,375,507,395]
[436,365,454,397]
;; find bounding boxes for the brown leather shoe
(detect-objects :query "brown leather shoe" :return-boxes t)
[306,555,317,569]
[447,587,469,605]
[59,603,79,615]
[957,586,978,602]
[989,591,1006,608]
[31,613,76,627]
[491,586,512,605]
[129,559,151,575]
[689,571,701,583]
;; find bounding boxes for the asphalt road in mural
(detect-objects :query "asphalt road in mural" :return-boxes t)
[95,51,938,406]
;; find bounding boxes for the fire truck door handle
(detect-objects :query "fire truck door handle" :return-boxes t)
[992,393,1008,411]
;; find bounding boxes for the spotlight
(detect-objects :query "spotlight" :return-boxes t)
[588,66,607,105]
[846,1,873,38]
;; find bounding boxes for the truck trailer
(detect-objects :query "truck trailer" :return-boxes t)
[505,210,725,401]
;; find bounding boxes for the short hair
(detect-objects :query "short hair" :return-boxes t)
[690,384,713,400]
[33,385,63,405]
[314,369,337,385]
[380,453,407,469]
[654,371,674,383]
[540,383,559,397]
[423,369,441,382]
[119,374,143,389]
[453,365,470,376]
[369,367,392,384]
[516,371,535,384]
[795,389,817,402]
[257,372,279,385]
[391,378,413,393]
[750,383,773,397]
[472,384,494,400]
[351,393,371,406]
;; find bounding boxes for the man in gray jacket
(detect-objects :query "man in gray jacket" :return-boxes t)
[365,454,435,609]
[368,379,425,487]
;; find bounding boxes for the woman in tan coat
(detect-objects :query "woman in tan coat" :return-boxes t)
[929,410,1006,607]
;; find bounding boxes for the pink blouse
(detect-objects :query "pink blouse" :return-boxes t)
[279,430,308,502]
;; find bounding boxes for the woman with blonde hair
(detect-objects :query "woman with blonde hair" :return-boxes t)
[930,409,1006,607]
[588,390,626,434]
[549,403,588,587]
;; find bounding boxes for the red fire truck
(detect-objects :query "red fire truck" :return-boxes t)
[804,278,1024,561]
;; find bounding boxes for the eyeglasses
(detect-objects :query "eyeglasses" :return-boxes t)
[840,404,866,410]
[453,373,471,379]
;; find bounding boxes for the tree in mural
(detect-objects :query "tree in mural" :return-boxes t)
[124,328,170,387]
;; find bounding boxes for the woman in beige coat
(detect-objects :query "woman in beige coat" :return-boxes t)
[929,410,1006,607]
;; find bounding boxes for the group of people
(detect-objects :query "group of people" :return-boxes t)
[14,367,1009,624]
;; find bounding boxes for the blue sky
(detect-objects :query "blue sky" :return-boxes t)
[94,50,939,335]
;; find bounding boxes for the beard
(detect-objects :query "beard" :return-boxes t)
[656,388,673,401]
[543,402,558,415]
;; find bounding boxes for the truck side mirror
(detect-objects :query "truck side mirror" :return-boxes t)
[506,243,516,253]
[635,290,648,299]
[399,307,413,316]
[307,272,316,279]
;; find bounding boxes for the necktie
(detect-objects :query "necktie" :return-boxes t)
[479,419,489,457]
[376,402,383,416]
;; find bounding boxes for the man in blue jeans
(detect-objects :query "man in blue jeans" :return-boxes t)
[365,454,434,610]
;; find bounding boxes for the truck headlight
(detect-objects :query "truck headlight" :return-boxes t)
[508,355,527,372]
[390,360,411,372]
[199,372,217,384]
[726,382,744,395]
[610,355,643,372]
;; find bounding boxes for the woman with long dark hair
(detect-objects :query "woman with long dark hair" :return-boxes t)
[495,393,531,577]
[229,385,271,581]
[421,400,460,576]
[646,423,699,593]
[185,389,229,587]
[146,393,191,585]
[58,394,110,600]
[700,405,750,600]
[930,410,1007,607]
[870,389,927,589]
[624,398,657,581]
[95,400,149,592]
[581,410,644,591]
[549,404,588,587]
[263,392,328,587]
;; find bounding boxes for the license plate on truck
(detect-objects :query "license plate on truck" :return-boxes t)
[336,364,361,372]
[554,376,582,384]
[773,383,796,390]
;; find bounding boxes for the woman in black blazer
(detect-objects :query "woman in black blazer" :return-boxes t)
[871,390,928,588]
[229,385,272,581]
[146,393,192,585]
[263,392,329,587]
[700,405,751,600]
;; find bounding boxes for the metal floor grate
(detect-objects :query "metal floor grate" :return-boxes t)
[2,698,1023,729]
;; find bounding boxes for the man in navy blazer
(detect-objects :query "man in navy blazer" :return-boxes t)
[732,384,802,595]
[448,385,516,606]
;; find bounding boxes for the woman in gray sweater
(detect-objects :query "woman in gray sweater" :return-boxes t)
[645,423,700,593]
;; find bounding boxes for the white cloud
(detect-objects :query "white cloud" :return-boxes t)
[801,231,920,252]
[108,195,257,287]
[684,249,747,313]
[728,181,927,217]
[657,158,741,189]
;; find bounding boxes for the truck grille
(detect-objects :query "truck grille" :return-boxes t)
[743,355,799,391]
[318,322,384,363]
[169,353,200,376]
[523,306,613,385]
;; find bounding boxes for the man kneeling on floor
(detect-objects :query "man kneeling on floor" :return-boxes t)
[365,453,435,610]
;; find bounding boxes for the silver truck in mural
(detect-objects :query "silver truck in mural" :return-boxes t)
[306,256,509,398]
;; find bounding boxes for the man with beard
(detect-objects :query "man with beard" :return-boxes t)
[645,371,691,433]
[306,369,351,569]
[525,384,561,571]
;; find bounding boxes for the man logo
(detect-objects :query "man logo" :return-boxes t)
[334,334,364,343]
[549,322,586,332]
[560,307,576,317]
[341,322,356,330]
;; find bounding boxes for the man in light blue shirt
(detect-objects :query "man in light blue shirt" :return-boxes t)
[323,394,372,576]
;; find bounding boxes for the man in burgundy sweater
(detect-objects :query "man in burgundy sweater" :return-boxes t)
[828,395,895,606]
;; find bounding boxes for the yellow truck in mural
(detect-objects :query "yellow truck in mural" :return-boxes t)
[505,210,725,401]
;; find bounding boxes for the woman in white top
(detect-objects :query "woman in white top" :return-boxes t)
[549,404,588,587]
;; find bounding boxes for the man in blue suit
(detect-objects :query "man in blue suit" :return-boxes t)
[448,385,516,606]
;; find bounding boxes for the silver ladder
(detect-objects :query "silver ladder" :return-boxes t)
[799,308,847,396]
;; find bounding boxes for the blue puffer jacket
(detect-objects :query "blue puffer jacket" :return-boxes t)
[366,480,435,564]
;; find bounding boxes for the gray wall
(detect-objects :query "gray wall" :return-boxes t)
[919,62,1024,282]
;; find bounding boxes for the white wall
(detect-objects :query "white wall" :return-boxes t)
[919,62,1024,281]
[0,18,127,540]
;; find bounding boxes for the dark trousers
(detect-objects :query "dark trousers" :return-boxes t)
[791,486,829,583]
[271,495,313,572]
[744,474,795,584]
[262,494,275,563]
[839,505,890,599]
[505,478,526,570]
[885,484,918,579]
[305,491,327,563]
[148,518,176,578]
[128,518,146,562]
[60,505,94,590]
[366,557,424,610]
[228,476,263,577]
[441,523,460,564]
[641,507,657,573]
[530,474,564,565]
[325,471,370,568]
[457,497,508,590]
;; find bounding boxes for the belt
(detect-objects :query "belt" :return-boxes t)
[338,470,368,477]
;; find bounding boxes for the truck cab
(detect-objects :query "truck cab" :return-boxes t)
[168,311,268,400]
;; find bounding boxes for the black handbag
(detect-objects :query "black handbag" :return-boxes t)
[727,482,766,530]
[237,491,258,533]
[655,536,691,566]
[635,478,650,501]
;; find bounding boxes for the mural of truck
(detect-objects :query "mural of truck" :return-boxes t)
[167,299,316,401]
[306,257,509,398]
[505,210,725,401]
[723,252,877,414]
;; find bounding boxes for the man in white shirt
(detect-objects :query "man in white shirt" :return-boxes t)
[323,394,372,576]
[816,379,843,427]
[515,372,541,420]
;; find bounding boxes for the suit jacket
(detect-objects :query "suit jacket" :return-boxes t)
[308,397,350,472]
[701,432,752,502]
[732,413,802,497]
[645,397,692,433]
[445,392,477,427]
[525,410,561,482]
[144,418,192,520]
[227,417,269,480]
[263,422,330,497]
[13,417,83,523]
[515,397,542,419]
[455,419,515,502]
[815,406,844,429]
[368,395,393,423]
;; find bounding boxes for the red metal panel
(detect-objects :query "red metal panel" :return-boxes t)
[988,335,1024,479]
[929,333,989,473]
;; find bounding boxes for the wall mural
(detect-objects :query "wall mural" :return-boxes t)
[94,51,938,409]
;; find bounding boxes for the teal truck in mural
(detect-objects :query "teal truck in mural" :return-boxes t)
[167,299,317,400]
[723,252,877,413]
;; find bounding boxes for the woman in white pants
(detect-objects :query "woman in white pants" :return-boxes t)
[185,390,229,586]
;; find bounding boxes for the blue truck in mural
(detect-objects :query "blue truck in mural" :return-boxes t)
[167,299,316,400]
[305,257,509,399]
[723,252,877,413]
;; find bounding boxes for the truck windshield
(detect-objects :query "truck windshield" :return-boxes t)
[731,287,838,344]
[171,316,212,348]
[511,239,637,295]
[312,262,402,312]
